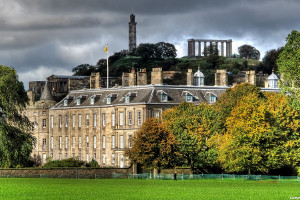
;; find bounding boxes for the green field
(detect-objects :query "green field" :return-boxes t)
[0,178,299,200]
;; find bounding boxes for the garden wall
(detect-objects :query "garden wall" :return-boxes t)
[0,167,133,179]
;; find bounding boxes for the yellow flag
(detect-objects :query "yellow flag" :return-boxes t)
[104,45,108,53]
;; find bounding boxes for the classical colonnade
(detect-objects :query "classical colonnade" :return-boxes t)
[188,39,232,57]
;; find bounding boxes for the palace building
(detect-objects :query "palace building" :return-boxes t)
[25,67,280,167]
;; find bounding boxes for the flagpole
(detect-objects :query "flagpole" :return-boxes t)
[106,52,109,88]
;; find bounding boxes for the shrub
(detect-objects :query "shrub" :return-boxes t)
[86,159,100,168]
[42,158,85,168]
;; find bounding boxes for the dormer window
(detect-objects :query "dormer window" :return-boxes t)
[105,93,118,105]
[63,95,74,106]
[64,99,68,106]
[76,98,81,105]
[90,94,101,105]
[161,94,168,102]
[125,96,130,103]
[90,98,95,105]
[183,91,196,103]
[186,95,193,102]
[209,94,217,103]
[157,90,169,102]
[124,92,137,104]
[76,95,87,106]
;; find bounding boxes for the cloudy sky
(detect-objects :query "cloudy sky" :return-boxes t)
[1,0,299,89]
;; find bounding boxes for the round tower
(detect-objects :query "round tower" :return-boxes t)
[129,13,137,52]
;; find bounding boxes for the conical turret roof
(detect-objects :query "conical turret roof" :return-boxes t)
[40,82,54,101]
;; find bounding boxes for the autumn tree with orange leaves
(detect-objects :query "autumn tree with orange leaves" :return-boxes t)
[126,118,181,169]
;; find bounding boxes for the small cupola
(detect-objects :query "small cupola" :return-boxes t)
[194,67,205,86]
[268,70,279,88]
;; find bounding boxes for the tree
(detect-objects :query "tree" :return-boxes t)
[0,65,34,167]
[72,64,95,76]
[126,118,181,169]
[277,30,300,96]
[217,92,300,174]
[163,102,219,172]
[238,44,260,60]
[213,83,262,130]
[258,47,283,74]
[135,43,157,60]
[155,42,177,58]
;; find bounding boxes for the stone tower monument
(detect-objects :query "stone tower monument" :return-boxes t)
[129,13,137,52]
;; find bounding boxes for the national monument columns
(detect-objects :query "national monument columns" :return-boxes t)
[187,39,232,57]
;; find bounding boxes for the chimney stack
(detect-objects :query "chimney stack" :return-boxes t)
[151,68,163,85]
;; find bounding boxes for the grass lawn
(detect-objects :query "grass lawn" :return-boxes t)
[0,178,299,200]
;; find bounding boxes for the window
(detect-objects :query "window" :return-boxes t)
[111,113,115,127]
[112,153,115,164]
[137,111,141,125]
[72,115,75,128]
[129,135,132,148]
[59,153,62,161]
[86,114,89,126]
[86,154,89,162]
[93,153,96,160]
[65,136,68,149]
[106,98,111,104]
[93,114,97,127]
[93,135,96,149]
[76,98,81,105]
[209,94,217,103]
[65,115,68,127]
[59,115,62,128]
[103,154,106,164]
[51,136,53,149]
[42,111,46,115]
[42,153,47,164]
[59,136,62,149]
[119,112,124,126]
[79,136,82,148]
[120,135,124,149]
[34,116,37,129]
[154,111,160,118]
[72,153,75,159]
[42,119,46,128]
[65,153,68,159]
[50,115,53,128]
[112,135,115,149]
[161,94,168,102]
[86,136,89,148]
[72,136,75,148]
[102,113,106,126]
[78,153,81,160]
[128,112,132,125]
[125,96,130,103]
[102,135,106,148]
[186,95,193,102]
[64,99,68,106]
[90,97,95,105]
[42,138,46,149]
[78,114,82,127]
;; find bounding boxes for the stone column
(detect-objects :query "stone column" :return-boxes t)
[191,40,195,56]
[221,42,224,57]
[226,42,229,57]
[229,40,232,58]
[198,41,201,56]
[188,40,192,57]
[216,42,218,55]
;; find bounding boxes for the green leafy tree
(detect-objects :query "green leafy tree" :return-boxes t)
[155,42,177,58]
[238,44,260,60]
[163,102,219,171]
[126,118,181,169]
[258,47,283,74]
[277,30,300,96]
[135,43,157,60]
[0,65,34,167]
[72,64,95,76]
